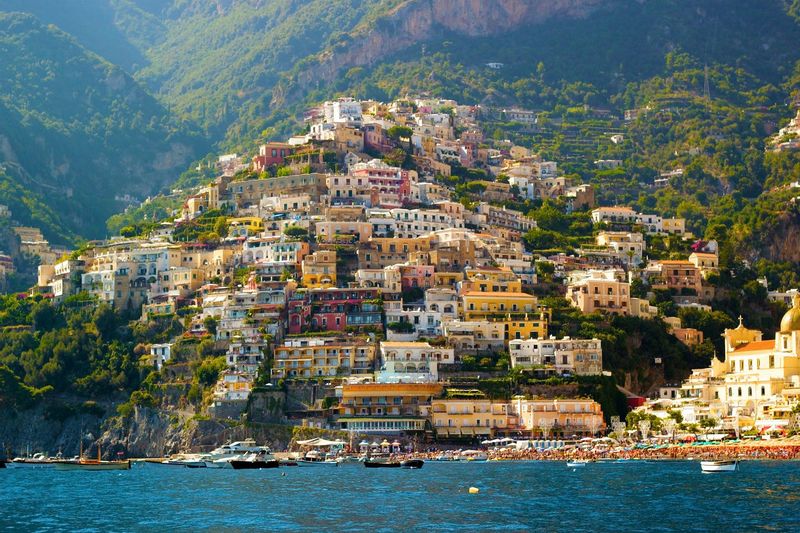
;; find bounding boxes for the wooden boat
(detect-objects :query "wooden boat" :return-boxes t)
[700,460,738,473]
[364,460,401,468]
[54,443,130,471]
[400,459,424,469]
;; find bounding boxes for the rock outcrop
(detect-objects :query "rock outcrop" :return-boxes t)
[278,0,606,105]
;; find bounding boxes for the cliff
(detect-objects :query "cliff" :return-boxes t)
[276,0,606,106]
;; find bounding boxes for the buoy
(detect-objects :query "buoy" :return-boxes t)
[468,487,480,494]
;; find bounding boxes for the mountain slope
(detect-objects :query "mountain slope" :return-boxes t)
[0,12,202,242]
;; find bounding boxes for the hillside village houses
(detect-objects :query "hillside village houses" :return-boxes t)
[22,94,796,438]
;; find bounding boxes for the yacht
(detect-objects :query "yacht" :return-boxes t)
[202,440,274,469]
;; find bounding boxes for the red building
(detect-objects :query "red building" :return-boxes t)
[252,142,296,171]
[398,264,434,292]
[350,160,412,208]
[288,288,382,334]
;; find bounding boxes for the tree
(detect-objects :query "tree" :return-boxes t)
[284,226,308,239]
[203,316,218,337]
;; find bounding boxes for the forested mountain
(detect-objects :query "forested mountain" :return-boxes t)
[0,11,201,242]
[2,0,800,241]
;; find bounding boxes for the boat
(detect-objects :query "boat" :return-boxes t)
[6,453,60,469]
[566,460,589,467]
[700,460,738,473]
[364,460,401,468]
[202,441,273,468]
[160,454,209,468]
[229,452,279,470]
[400,459,424,469]
[457,450,488,462]
[53,441,130,471]
[296,450,339,467]
[0,460,6,469]
[278,460,298,467]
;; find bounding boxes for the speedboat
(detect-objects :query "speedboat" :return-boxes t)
[566,460,589,467]
[229,452,279,470]
[700,460,738,473]
[202,441,273,468]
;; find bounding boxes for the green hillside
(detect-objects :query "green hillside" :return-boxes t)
[0,12,202,242]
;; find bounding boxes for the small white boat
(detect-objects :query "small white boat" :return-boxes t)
[701,460,738,473]
[566,460,588,467]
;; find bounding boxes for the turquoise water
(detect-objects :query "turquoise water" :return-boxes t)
[2,460,800,532]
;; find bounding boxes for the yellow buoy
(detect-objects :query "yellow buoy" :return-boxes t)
[468,487,480,494]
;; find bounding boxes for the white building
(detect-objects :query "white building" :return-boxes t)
[377,341,455,383]
[509,337,603,375]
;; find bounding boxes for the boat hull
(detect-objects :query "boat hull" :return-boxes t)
[364,461,401,468]
[55,461,130,471]
[400,459,424,469]
[5,461,57,469]
[566,461,588,467]
[230,460,279,470]
[296,460,339,467]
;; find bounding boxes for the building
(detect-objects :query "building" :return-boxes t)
[149,343,173,370]
[272,337,376,379]
[431,393,514,439]
[591,206,637,225]
[509,337,603,375]
[337,382,443,434]
[252,142,296,171]
[287,288,382,334]
[378,341,455,383]
[301,250,337,288]
[566,270,630,315]
[512,397,605,437]
[673,301,800,429]
[461,291,538,321]
[595,231,645,266]
[648,260,703,296]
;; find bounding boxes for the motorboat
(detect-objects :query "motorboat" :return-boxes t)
[161,454,208,468]
[296,450,338,467]
[202,441,273,468]
[229,452,279,470]
[6,453,61,469]
[400,459,424,469]
[700,460,738,473]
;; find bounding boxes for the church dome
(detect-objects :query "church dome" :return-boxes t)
[780,293,800,333]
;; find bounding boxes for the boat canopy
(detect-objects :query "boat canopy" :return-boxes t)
[296,438,346,447]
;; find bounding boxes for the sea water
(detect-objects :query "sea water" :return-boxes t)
[2,460,799,532]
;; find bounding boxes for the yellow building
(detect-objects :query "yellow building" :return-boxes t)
[301,250,337,288]
[461,291,538,321]
[272,336,375,379]
[338,382,443,434]
[431,393,515,438]
[460,266,522,293]
[513,397,605,437]
[227,217,265,238]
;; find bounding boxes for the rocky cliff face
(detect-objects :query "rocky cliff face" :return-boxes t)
[279,0,606,105]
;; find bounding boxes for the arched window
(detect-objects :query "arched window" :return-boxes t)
[760,386,766,396]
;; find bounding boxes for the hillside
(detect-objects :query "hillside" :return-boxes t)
[0,12,203,242]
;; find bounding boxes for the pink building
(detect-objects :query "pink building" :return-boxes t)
[399,264,435,292]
